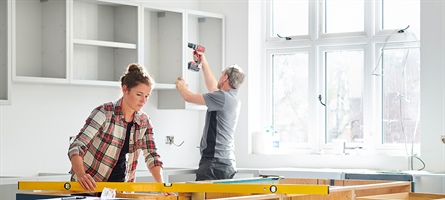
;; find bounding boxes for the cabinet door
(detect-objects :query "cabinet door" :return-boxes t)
[71,0,139,86]
[158,10,224,110]
[0,0,11,104]
[13,0,68,84]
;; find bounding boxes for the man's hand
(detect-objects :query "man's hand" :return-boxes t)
[194,51,207,66]
[175,77,188,92]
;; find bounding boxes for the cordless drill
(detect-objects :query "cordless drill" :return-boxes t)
[187,42,205,72]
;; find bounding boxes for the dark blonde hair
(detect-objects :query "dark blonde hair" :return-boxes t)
[120,63,155,90]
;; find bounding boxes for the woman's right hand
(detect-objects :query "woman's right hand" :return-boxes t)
[70,156,96,192]
[77,173,97,192]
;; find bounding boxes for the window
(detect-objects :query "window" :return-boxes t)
[324,0,364,33]
[380,45,421,144]
[271,0,308,37]
[380,0,420,36]
[324,49,364,143]
[261,0,420,155]
[268,50,309,144]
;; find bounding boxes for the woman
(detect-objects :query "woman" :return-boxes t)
[68,63,171,195]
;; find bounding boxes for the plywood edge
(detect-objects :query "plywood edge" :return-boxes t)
[330,181,411,192]
[357,192,445,200]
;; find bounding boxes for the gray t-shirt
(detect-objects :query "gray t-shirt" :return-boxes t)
[201,89,240,160]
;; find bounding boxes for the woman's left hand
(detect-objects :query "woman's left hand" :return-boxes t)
[162,192,176,196]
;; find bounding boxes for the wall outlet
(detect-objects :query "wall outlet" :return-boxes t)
[165,136,174,145]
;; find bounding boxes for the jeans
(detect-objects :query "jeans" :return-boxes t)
[196,157,236,181]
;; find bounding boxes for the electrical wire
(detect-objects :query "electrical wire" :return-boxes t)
[371,29,399,76]
[172,140,185,147]
[373,26,424,170]
[399,30,424,171]
[413,155,426,170]
[381,28,424,170]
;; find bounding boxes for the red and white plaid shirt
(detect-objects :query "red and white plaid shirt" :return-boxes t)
[68,98,162,182]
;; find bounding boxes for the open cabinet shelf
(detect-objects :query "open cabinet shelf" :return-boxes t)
[13,0,67,83]
[142,5,184,91]
[71,0,139,85]
[9,0,224,109]
[158,10,224,110]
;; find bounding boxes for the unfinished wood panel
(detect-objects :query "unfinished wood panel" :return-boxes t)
[209,194,285,200]
[280,178,389,186]
[357,192,445,200]
[317,179,331,185]
[283,190,352,200]
[116,193,179,199]
[352,183,411,197]
[334,179,389,186]
[279,178,320,185]
[117,193,193,200]
[205,192,252,199]
[330,181,411,200]
[279,181,411,200]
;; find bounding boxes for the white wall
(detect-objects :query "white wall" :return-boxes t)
[0,0,444,184]
[0,84,203,176]
[417,0,445,192]
[419,0,445,172]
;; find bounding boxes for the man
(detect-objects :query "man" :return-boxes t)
[175,52,245,181]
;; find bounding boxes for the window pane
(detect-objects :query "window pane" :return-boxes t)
[382,47,420,144]
[382,0,420,37]
[325,50,364,143]
[325,0,364,33]
[272,53,309,144]
[272,0,308,37]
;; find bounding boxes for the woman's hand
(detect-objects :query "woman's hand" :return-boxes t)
[148,166,176,196]
[77,173,97,192]
[162,191,176,196]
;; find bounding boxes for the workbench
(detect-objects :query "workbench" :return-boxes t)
[16,177,418,200]
[8,167,445,199]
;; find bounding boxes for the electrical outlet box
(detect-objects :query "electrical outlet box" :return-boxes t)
[165,136,174,145]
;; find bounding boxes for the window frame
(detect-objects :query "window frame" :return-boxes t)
[372,41,421,155]
[265,48,314,153]
[318,0,369,38]
[265,0,312,42]
[318,45,367,148]
[260,0,420,156]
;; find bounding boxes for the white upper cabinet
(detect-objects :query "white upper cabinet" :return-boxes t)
[0,0,11,104]
[13,0,67,83]
[186,10,224,109]
[142,5,184,90]
[157,10,224,109]
[9,0,224,109]
[71,0,139,86]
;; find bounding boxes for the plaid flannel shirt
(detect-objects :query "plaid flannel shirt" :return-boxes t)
[68,98,162,182]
